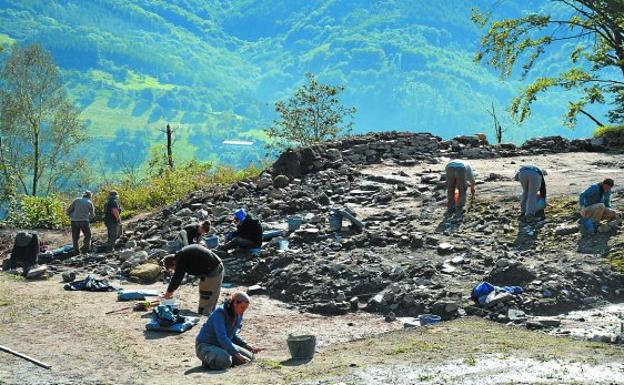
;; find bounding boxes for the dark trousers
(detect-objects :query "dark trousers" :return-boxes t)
[105,222,121,251]
[222,237,257,251]
[71,221,91,253]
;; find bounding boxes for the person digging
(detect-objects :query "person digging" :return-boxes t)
[195,292,263,370]
[217,208,262,256]
[444,160,476,217]
[579,178,618,236]
[162,244,224,316]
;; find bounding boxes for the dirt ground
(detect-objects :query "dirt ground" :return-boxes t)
[0,276,405,385]
[1,273,623,385]
[363,151,624,198]
[2,151,624,384]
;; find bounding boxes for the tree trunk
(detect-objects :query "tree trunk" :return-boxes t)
[0,136,12,188]
[579,108,604,127]
[166,123,174,170]
[32,128,40,196]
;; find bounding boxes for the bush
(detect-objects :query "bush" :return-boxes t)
[3,194,70,229]
[593,124,624,138]
[93,161,265,219]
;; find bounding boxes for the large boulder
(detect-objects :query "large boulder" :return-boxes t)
[272,149,302,178]
[129,263,162,283]
[121,250,149,272]
[485,261,536,286]
[273,175,290,188]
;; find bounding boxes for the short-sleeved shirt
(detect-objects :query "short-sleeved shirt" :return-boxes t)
[103,197,121,224]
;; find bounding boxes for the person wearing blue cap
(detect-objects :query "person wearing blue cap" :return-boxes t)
[221,208,262,252]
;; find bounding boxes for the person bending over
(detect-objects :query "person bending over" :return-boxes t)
[162,244,223,315]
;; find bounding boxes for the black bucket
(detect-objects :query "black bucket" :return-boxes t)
[287,334,316,359]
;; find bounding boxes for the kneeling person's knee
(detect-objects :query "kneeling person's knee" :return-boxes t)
[211,353,233,370]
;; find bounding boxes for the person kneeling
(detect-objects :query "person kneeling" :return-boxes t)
[195,292,263,370]
[221,208,262,253]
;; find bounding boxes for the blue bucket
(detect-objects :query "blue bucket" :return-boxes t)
[204,235,219,249]
[288,217,303,232]
[419,314,441,326]
[329,213,342,232]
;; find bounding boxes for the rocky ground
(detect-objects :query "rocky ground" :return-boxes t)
[2,132,624,384]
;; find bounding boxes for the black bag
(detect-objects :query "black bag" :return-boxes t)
[6,232,39,271]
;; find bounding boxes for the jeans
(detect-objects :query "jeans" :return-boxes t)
[196,342,253,370]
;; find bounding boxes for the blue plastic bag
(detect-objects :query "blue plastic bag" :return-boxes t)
[471,282,496,300]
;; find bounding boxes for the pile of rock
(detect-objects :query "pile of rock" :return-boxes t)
[20,130,624,326]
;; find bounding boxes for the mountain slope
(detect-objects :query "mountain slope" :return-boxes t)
[0,0,602,174]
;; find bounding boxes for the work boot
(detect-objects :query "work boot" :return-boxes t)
[534,209,546,220]
[579,218,596,236]
[598,223,612,234]
[524,214,537,224]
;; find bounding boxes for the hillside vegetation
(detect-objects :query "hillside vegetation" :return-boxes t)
[0,0,603,175]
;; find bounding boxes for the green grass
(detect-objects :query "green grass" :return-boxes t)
[546,196,578,218]
[81,91,156,138]
[387,340,444,355]
[256,358,283,370]
[464,354,477,366]
[607,249,624,273]
[0,272,25,283]
[0,33,15,46]
[89,69,175,91]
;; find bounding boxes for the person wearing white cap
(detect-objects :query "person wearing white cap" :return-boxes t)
[66,190,95,254]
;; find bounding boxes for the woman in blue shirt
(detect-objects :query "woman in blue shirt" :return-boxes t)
[195,292,263,369]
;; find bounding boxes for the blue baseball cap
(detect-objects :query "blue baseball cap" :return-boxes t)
[234,208,246,222]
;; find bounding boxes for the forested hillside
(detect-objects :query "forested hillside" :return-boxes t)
[0,0,604,173]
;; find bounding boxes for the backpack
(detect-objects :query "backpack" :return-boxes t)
[152,304,182,327]
[6,232,39,271]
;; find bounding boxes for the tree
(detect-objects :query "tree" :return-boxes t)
[157,123,178,170]
[0,43,87,196]
[473,1,624,127]
[487,102,506,143]
[264,72,356,150]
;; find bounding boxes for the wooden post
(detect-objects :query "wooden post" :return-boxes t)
[166,123,174,170]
